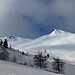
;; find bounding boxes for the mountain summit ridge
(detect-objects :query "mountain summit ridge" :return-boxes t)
[50,29,74,36]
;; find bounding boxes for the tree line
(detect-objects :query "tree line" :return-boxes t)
[0,39,8,48]
[0,39,65,74]
[33,51,65,74]
[0,39,9,60]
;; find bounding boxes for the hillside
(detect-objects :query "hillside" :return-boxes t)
[0,45,75,75]
[0,60,61,75]
[0,29,75,75]
[3,29,75,63]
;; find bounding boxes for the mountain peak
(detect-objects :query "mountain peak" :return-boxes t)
[54,29,64,35]
[50,29,73,36]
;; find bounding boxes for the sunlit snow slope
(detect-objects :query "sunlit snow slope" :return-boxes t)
[1,29,75,63]
[0,60,61,75]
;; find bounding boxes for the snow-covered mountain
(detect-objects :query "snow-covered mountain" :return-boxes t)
[1,29,75,63]
[8,29,75,50]
[3,29,75,63]
[1,29,75,75]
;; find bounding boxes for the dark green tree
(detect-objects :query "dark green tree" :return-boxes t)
[3,39,8,48]
[0,39,3,45]
[52,57,65,74]
[21,51,25,55]
[0,49,9,60]
[13,51,16,62]
[34,52,47,69]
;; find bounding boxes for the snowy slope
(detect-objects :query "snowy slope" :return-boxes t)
[5,29,75,63]
[1,29,75,62]
[12,29,75,50]
[0,29,75,75]
[0,36,33,47]
[0,57,75,75]
[0,60,61,75]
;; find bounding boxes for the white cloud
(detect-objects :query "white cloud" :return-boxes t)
[0,0,75,38]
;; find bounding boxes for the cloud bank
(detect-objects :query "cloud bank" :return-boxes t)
[0,0,75,38]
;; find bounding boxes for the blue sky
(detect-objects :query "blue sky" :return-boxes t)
[0,0,75,38]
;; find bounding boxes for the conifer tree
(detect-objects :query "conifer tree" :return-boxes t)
[0,39,3,45]
[13,50,16,62]
[3,39,8,48]
[52,57,65,74]
[34,52,47,69]
[0,49,9,60]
